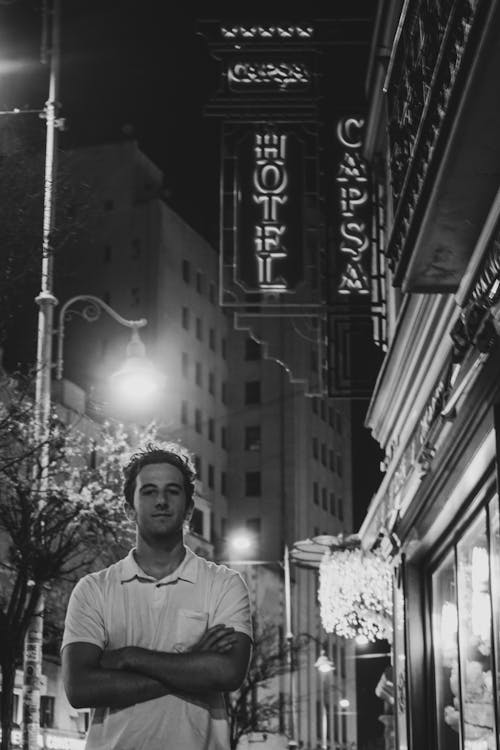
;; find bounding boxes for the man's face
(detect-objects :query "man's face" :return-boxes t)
[131,462,192,542]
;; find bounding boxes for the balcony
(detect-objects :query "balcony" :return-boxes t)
[385,0,500,292]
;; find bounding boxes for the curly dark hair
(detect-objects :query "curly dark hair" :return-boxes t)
[122,442,197,508]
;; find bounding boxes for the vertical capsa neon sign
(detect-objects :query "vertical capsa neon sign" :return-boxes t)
[252,130,289,291]
[336,118,370,295]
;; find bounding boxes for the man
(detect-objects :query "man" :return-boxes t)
[62,443,253,750]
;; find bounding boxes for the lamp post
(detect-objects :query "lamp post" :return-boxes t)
[315,651,334,750]
[222,534,298,749]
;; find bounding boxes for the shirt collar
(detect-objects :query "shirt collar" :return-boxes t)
[119,546,199,585]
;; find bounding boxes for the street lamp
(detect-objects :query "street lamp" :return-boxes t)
[55,294,164,411]
[315,650,334,750]
[223,532,298,749]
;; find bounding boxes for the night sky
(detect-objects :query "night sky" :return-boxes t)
[0,0,376,242]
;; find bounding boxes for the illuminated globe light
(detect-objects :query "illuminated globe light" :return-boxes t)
[228,531,254,555]
[319,547,393,642]
[109,328,165,410]
[339,698,350,709]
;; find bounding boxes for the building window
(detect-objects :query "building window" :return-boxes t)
[311,397,318,414]
[245,425,261,451]
[320,399,326,420]
[338,497,344,521]
[336,411,343,434]
[329,406,334,427]
[245,471,261,496]
[321,443,326,466]
[221,337,227,359]
[104,245,112,263]
[194,455,201,479]
[40,696,55,728]
[221,426,227,449]
[313,481,319,505]
[208,418,215,442]
[208,464,215,489]
[208,370,215,395]
[246,517,261,535]
[195,361,202,387]
[182,259,190,284]
[182,306,189,330]
[337,454,343,478]
[209,327,215,351]
[209,281,216,304]
[191,507,204,536]
[330,492,336,515]
[181,352,188,377]
[322,487,327,510]
[245,337,261,360]
[329,449,335,471]
[221,381,227,404]
[195,408,202,434]
[196,271,204,294]
[312,437,319,460]
[221,471,227,496]
[245,380,261,405]
[181,400,188,425]
[196,317,202,341]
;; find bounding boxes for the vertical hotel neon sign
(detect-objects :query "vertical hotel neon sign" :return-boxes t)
[253,131,288,291]
[336,118,370,295]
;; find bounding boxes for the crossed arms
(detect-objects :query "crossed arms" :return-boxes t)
[62,624,252,710]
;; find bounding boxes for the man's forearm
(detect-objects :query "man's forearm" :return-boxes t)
[68,667,169,709]
[124,648,242,693]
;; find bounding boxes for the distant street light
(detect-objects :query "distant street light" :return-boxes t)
[223,531,298,749]
[314,650,334,750]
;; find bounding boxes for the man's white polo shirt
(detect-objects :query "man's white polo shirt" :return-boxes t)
[62,547,253,750]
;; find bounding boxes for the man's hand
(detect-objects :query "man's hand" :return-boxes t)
[191,624,237,654]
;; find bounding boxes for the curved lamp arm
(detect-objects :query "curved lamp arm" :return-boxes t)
[55,294,147,380]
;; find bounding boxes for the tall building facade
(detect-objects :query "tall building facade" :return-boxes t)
[360,1,500,748]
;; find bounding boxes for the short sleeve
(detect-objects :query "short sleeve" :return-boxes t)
[211,570,253,641]
[61,575,107,651]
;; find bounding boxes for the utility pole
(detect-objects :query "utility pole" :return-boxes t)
[22,1,62,748]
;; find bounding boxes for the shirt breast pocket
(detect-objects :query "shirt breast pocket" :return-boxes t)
[173,608,208,652]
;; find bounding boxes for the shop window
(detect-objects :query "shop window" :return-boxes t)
[431,507,496,750]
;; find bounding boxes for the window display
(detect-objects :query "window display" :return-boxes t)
[431,503,498,750]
